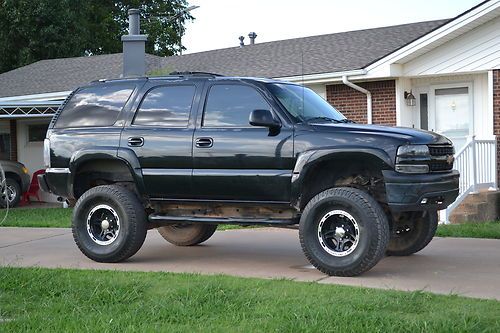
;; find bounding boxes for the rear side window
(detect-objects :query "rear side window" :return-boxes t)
[133,85,196,127]
[203,85,271,127]
[54,84,134,128]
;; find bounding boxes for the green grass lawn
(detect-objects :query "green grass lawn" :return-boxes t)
[0,207,71,228]
[436,221,500,239]
[2,207,500,239]
[0,267,498,332]
[0,208,249,230]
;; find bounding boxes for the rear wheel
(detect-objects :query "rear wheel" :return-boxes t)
[158,224,217,246]
[299,187,389,277]
[386,211,438,256]
[72,185,147,262]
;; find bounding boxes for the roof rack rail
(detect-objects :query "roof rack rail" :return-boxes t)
[168,71,224,77]
[90,76,148,83]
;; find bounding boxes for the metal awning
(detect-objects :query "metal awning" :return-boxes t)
[0,101,62,118]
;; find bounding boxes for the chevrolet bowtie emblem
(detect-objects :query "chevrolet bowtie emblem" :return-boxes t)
[446,155,455,165]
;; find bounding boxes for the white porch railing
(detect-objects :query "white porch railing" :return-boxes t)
[443,136,497,224]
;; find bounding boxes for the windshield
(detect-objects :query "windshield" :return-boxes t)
[267,83,347,123]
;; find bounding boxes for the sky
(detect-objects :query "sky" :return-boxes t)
[182,0,481,54]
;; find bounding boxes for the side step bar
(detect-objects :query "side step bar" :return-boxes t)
[148,214,299,226]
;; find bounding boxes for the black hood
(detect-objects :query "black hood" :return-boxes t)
[311,123,452,145]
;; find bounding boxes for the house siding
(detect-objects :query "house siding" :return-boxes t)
[403,16,500,76]
[493,70,500,185]
[326,80,396,126]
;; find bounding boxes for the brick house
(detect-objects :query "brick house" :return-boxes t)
[0,0,498,220]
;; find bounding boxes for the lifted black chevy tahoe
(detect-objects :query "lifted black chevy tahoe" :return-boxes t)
[39,73,459,276]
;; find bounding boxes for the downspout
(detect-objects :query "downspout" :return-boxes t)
[342,75,372,124]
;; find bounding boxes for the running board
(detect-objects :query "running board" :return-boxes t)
[148,214,299,226]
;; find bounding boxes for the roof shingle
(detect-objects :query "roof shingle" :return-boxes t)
[0,19,448,98]
[161,19,448,78]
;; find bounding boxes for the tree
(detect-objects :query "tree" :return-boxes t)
[0,0,193,74]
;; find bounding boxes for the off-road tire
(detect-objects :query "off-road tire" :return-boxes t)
[158,224,217,246]
[386,211,438,256]
[72,185,147,262]
[299,187,389,277]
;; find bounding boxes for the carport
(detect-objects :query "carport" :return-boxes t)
[0,95,64,202]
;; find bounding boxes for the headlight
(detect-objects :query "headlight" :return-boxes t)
[396,144,429,157]
[395,144,430,174]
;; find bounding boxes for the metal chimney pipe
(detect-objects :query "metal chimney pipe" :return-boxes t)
[239,36,245,47]
[248,32,257,45]
[121,8,148,77]
[128,9,141,35]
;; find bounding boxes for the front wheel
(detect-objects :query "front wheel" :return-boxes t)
[299,187,389,277]
[72,185,147,263]
[386,211,438,256]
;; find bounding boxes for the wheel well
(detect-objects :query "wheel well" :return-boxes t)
[73,159,136,199]
[299,153,388,209]
[4,172,21,186]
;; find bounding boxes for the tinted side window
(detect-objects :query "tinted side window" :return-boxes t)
[54,84,134,128]
[203,85,271,127]
[133,85,196,127]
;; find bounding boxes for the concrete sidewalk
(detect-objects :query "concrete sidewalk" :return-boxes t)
[1,227,499,300]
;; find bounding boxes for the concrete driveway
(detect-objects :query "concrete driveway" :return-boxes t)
[1,227,499,300]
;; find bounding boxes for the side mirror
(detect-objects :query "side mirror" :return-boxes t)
[249,109,281,129]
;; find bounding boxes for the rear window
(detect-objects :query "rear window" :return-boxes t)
[54,84,134,128]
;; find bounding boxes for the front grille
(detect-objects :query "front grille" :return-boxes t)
[429,161,453,172]
[428,144,454,172]
[429,145,454,156]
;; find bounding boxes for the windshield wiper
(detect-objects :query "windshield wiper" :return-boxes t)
[304,117,342,123]
[339,118,355,123]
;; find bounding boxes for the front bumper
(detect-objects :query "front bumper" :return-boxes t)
[383,169,459,212]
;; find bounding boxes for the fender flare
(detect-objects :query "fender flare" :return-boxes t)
[68,147,145,198]
[290,147,393,208]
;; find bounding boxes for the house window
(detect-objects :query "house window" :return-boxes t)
[0,121,10,160]
[0,134,10,160]
[28,124,49,142]
[419,94,428,130]
[432,85,471,151]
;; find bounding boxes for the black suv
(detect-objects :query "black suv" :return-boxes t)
[39,73,459,276]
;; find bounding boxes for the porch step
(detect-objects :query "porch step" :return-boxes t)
[449,190,500,224]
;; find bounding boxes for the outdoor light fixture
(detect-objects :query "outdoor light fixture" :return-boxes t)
[404,90,416,107]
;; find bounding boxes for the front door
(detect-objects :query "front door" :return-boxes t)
[192,83,294,202]
[120,82,201,199]
[429,85,472,150]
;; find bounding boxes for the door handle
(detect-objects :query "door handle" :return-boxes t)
[195,137,213,148]
[128,137,144,147]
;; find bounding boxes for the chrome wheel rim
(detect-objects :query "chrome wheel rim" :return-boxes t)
[6,185,16,203]
[86,204,120,245]
[317,210,359,257]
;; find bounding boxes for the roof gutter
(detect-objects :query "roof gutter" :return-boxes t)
[342,75,372,124]
[0,91,72,103]
[276,69,367,85]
